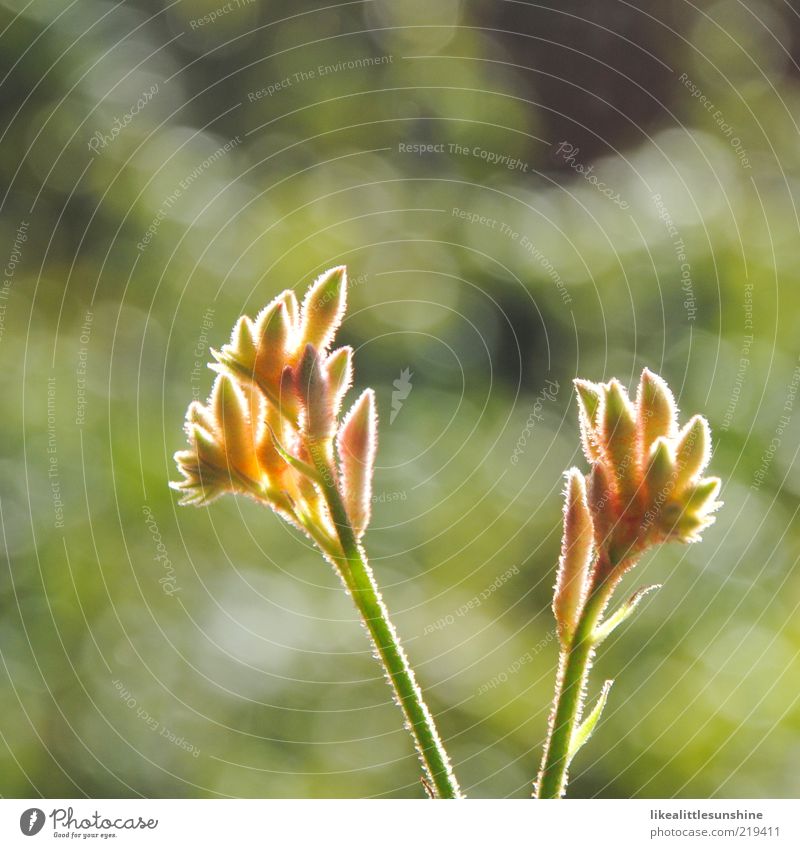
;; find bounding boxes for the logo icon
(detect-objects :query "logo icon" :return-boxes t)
[390,368,413,424]
[20,808,45,836]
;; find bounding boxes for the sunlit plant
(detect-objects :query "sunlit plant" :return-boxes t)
[534,370,722,798]
[172,267,462,799]
[172,271,721,800]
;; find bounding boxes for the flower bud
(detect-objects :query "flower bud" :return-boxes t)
[211,374,261,482]
[599,380,638,500]
[337,389,377,538]
[252,299,294,390]
[174,267,381,556]
[575,379,603,461]
[298,343,334,442]
[300,266,347,352]
[587,462,616,548]
[684,476,721,512]
[643,437,676,503]
[636,368,678,455]
[326,346,353,414]
[553,469,594,642]
[673,415,711,490]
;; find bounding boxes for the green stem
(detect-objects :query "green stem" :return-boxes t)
[535,580,616,798]
[313,455,462,799]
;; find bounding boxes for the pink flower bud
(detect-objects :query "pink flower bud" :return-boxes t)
[298,343,334,443]
[337,389,377,538]
[575,379,603,462]
[553,469,594,642]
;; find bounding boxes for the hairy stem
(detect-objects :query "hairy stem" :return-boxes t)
[313,455,462,799]
[535,580,616,798]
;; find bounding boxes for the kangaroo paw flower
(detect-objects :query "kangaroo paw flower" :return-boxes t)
[171,266,376,553]
[170,266,462,799]
[573,369,722,577]
[535,368,722,799]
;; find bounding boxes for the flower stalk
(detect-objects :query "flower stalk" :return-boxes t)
[172,266,461,798]
[534,370,722,798]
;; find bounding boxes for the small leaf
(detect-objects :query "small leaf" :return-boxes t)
[567,679,613,766]
[267,425,322,484]
[593,584,661,645]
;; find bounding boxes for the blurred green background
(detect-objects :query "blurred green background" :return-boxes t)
[1,0,799,799]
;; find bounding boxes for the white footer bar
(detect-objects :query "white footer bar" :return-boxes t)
[2,798,797,847]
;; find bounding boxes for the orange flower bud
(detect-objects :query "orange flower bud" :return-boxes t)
[643,437,676,503]
[252,299,294,392]
[673,415,711,490]
[211,375,261,482]
[599,379,638,501]
[559,370,720,581]
[173,266,376,555]
[326,346,353,414]
[636,368,678,455]
[300,266,347,352]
